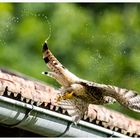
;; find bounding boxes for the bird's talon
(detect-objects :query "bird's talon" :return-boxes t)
[56,91,74,102]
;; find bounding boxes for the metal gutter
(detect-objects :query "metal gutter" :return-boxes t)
[0,96,130,138]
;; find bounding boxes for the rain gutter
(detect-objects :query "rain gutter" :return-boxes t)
[0,95,130,138]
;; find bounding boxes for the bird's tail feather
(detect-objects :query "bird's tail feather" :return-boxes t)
[103,84,140,113]
[57,97,88,124]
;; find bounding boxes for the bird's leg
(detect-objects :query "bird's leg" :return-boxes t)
[57,91,74,102]
[56,87,74,102]
[56,83,86,103]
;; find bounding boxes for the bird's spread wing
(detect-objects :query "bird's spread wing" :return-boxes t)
[42,41,80,87]
[80,81,140,113]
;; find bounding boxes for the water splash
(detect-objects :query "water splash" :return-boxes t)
[44,15,51,42]
[21,9,52,42]
[0,9,52,47]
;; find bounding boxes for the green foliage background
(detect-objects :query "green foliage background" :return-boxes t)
[0,3,140,119]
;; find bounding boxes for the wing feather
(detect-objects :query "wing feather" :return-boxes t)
[103,85,140,112]
[42,42,80,87]
[58,97,88,123]
[80,81,140,113]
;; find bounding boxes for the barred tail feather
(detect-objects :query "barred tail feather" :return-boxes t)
[57,97,88,124]
[128,93,140,112]
[103,85,140,113]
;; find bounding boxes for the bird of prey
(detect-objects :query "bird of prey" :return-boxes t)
[42,41,140,123]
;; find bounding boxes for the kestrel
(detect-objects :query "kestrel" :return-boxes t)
[42,41,140,123]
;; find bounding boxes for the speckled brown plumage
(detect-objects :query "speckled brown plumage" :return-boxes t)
[42,41,140,123]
